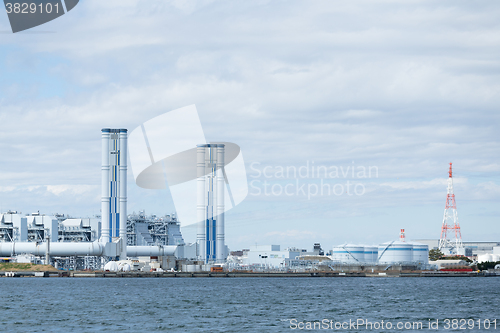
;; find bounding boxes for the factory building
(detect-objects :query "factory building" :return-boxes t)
[58,218,101,242]
[127,211,184,246]
[477,247,500,263]
[0,211,182,248]
[239,245,301,268]
[0,211,26,242]
[0,211,58,243]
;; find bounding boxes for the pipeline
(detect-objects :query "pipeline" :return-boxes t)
[126,246,176,257]
[0,241,104,257]
[0,242,177,257]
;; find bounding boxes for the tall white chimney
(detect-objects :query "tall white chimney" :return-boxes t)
[101,129,111,243]
[101,128,128,259]
[196,145,206,262]
[196,143,226,263]
[119,129,128,259]
[216,144,225,263]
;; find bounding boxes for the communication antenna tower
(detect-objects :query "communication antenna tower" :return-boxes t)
[438,163,464,255]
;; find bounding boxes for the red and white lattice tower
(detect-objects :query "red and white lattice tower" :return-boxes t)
[400,229,406,242]
[438,163,464,255]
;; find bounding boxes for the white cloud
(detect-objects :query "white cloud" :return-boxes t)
[46,185,99,196]
[263,230,318,240]
[379,178,462,191]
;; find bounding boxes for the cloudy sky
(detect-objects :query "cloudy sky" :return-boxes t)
[0,0,498,250]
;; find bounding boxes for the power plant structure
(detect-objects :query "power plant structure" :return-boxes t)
[438,163,465,256]
[0,125,433,272]
[127,211,185,247]
[0,128,178,269]
[1,128,481,273]
[196,144,226,264]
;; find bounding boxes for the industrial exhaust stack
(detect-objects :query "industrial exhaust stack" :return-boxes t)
[101,128,128,260]
[197,144,226,264]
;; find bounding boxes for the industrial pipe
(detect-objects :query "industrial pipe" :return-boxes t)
[126,246,177,257]
[0,242,105,257]
[0,242,177,258]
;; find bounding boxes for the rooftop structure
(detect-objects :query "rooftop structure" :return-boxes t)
[127,211,184,246]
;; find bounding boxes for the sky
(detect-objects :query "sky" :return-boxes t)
[0,0,499,251]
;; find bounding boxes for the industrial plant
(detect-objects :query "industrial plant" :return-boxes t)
[0,128,498,276]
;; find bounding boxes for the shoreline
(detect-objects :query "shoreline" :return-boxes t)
[1,271,498,278]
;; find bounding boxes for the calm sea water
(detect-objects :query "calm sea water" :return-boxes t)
[0,277,498,332]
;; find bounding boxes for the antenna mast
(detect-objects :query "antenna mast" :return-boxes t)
[438,163,464,255]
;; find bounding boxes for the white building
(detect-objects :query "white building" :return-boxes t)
[0,212,59,243]
[241,245,301,268]
[58,218,101,242]
[0,211,27,242]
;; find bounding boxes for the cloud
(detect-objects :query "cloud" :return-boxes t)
[263,230,318,240]
[46,184,99,196]
[380,178,458,191]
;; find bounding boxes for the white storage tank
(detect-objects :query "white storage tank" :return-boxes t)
[331,244,364,263]
[411,242,429,264]
[478,254,492,263]
[331,246,346,262]
[185,264,201,272]
[378,241,413,263]
[363,246,378,264]
[104,261,119,272]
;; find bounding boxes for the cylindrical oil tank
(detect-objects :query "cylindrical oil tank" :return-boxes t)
[363,246,378,264]
[185,264,197,272]
[478,254,492,263]
[377,241,412,263]
[331,246,346,262]
[411,242,429,264]
[331,244,364,263]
